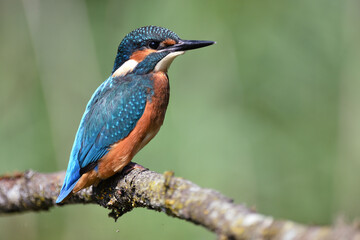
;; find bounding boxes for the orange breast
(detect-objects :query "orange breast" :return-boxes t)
[73,72,170,193]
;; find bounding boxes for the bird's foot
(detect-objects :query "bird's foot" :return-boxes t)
[122,162,147,175]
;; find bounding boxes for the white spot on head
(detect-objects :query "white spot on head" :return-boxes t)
[154,51,185,72]
[112,59,139,77]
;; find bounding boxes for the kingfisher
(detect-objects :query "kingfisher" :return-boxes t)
[56,26,214,203]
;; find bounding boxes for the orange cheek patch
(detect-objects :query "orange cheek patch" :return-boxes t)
[163,39,176,46]
[130,49,157,62]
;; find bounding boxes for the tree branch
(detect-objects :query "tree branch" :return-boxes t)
[0,168,359,239]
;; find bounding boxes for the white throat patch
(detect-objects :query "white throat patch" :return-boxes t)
[154,51,185,72]
[112,59,139,77]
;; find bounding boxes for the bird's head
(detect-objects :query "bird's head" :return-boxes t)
[112,26,215,76]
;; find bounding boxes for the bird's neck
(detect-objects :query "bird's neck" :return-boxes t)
[112,50,183,77]
[148,71,170,120]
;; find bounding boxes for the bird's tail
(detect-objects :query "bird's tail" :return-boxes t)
[56,159,81,204]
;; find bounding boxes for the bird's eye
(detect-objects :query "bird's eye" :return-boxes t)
[148,41,160,49]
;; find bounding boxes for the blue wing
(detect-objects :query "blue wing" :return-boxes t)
[56,74,153,203]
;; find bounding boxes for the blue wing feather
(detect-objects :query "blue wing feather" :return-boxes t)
[56,74,153,203]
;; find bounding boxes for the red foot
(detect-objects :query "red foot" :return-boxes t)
[121,162,147,175]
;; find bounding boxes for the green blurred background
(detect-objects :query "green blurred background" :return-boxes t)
[1,0,360,239]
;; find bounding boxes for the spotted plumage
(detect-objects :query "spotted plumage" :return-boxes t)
[56,26,214,203]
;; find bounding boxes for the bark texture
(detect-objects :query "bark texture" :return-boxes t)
[0,169,359,240]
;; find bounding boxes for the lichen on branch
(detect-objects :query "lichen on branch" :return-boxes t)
[0,168,358,239]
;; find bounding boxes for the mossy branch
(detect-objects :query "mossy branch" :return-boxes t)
[0,168,359,239]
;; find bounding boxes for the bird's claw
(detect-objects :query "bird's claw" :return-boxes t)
[122,162,147,175]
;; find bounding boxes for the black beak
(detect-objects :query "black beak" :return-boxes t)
[166,39,215,52]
